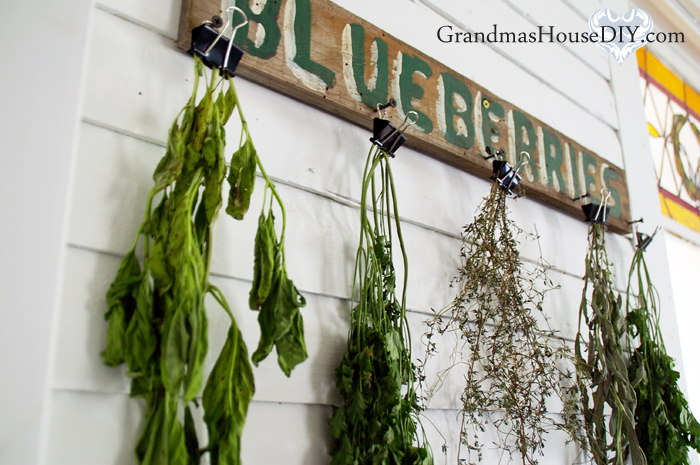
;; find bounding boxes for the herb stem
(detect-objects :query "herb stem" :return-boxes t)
[228,80,288,260]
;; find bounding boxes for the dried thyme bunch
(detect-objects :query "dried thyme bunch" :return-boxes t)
[626,244,700,464]
[575,223,646,465]
[329,145,432,465]
[423,181,581,465]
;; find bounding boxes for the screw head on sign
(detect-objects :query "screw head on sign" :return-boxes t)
[211,15,224,28]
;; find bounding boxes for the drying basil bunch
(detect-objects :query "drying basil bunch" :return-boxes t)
[329,145,432,465]
[101,57,305,465]
[422,180,583,465]
[626,243,700,465]
[575,223,646,465]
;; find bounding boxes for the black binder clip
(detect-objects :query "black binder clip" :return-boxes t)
[370,99,418,157]
[581,188,611,225]
[492,151,530,196]
[189,6,248,78]
[633,221,660,251]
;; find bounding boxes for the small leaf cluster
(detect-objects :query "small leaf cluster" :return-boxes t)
[101,57,306,465]
[626,246,700,465]
[330,146,433,465]
[422,181,583,465]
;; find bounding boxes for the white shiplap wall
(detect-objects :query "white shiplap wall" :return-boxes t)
[29,0,688,463]
[0,0,93,463]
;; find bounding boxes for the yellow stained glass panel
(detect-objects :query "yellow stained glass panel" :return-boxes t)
[638,48,700,233]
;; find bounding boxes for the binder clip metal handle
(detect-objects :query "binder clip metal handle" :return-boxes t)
[370,109,418,157]
[581,188,611,224]
[189,6,248,78]
[634,222,660,251]
[493,151,529,196]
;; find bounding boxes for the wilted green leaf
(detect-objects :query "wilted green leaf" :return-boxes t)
[135,391,189,465]
[251,268,307,375]
[102,250,141,366]
[124,276,157,375]
[184,404,200,465]
[202,320,255,465]
[225,137,257,220]
[249,211,278,310]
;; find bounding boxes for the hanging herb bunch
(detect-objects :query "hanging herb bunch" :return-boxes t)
[329,143,433,465]
[625,231,700,465]
[101,56,306,465]
[574,215,645,465]
[421,152,584,465]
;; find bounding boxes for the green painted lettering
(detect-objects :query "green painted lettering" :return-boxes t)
[293,0,335,87]
[233,0,282,59]
[512,111,538,182]
[481,97,504,155]
[441,73,474,149]
[349,24,389,109]
[400,53,433,133]
[542,129,565,193]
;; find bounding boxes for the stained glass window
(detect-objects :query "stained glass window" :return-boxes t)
[638,48,700,232]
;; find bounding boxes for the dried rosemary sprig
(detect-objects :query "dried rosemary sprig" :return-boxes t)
[575,222,646,465]
[423,181,581,465]
[626,244,700,465]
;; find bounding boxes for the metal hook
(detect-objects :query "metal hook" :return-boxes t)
[204,6,248,68]
[376,98,397,119]
[596,188,612,224]
[485,148,506,161]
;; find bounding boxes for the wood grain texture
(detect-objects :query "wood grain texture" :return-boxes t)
[178,0,632,233]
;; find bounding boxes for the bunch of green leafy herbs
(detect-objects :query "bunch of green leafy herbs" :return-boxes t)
[575,222,645,465]
[101,57,306,465]
[422,180,582,465]
[329,145,433,465]
[626,241,700,465]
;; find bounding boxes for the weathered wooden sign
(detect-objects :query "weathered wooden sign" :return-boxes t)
[179,0,631,233]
